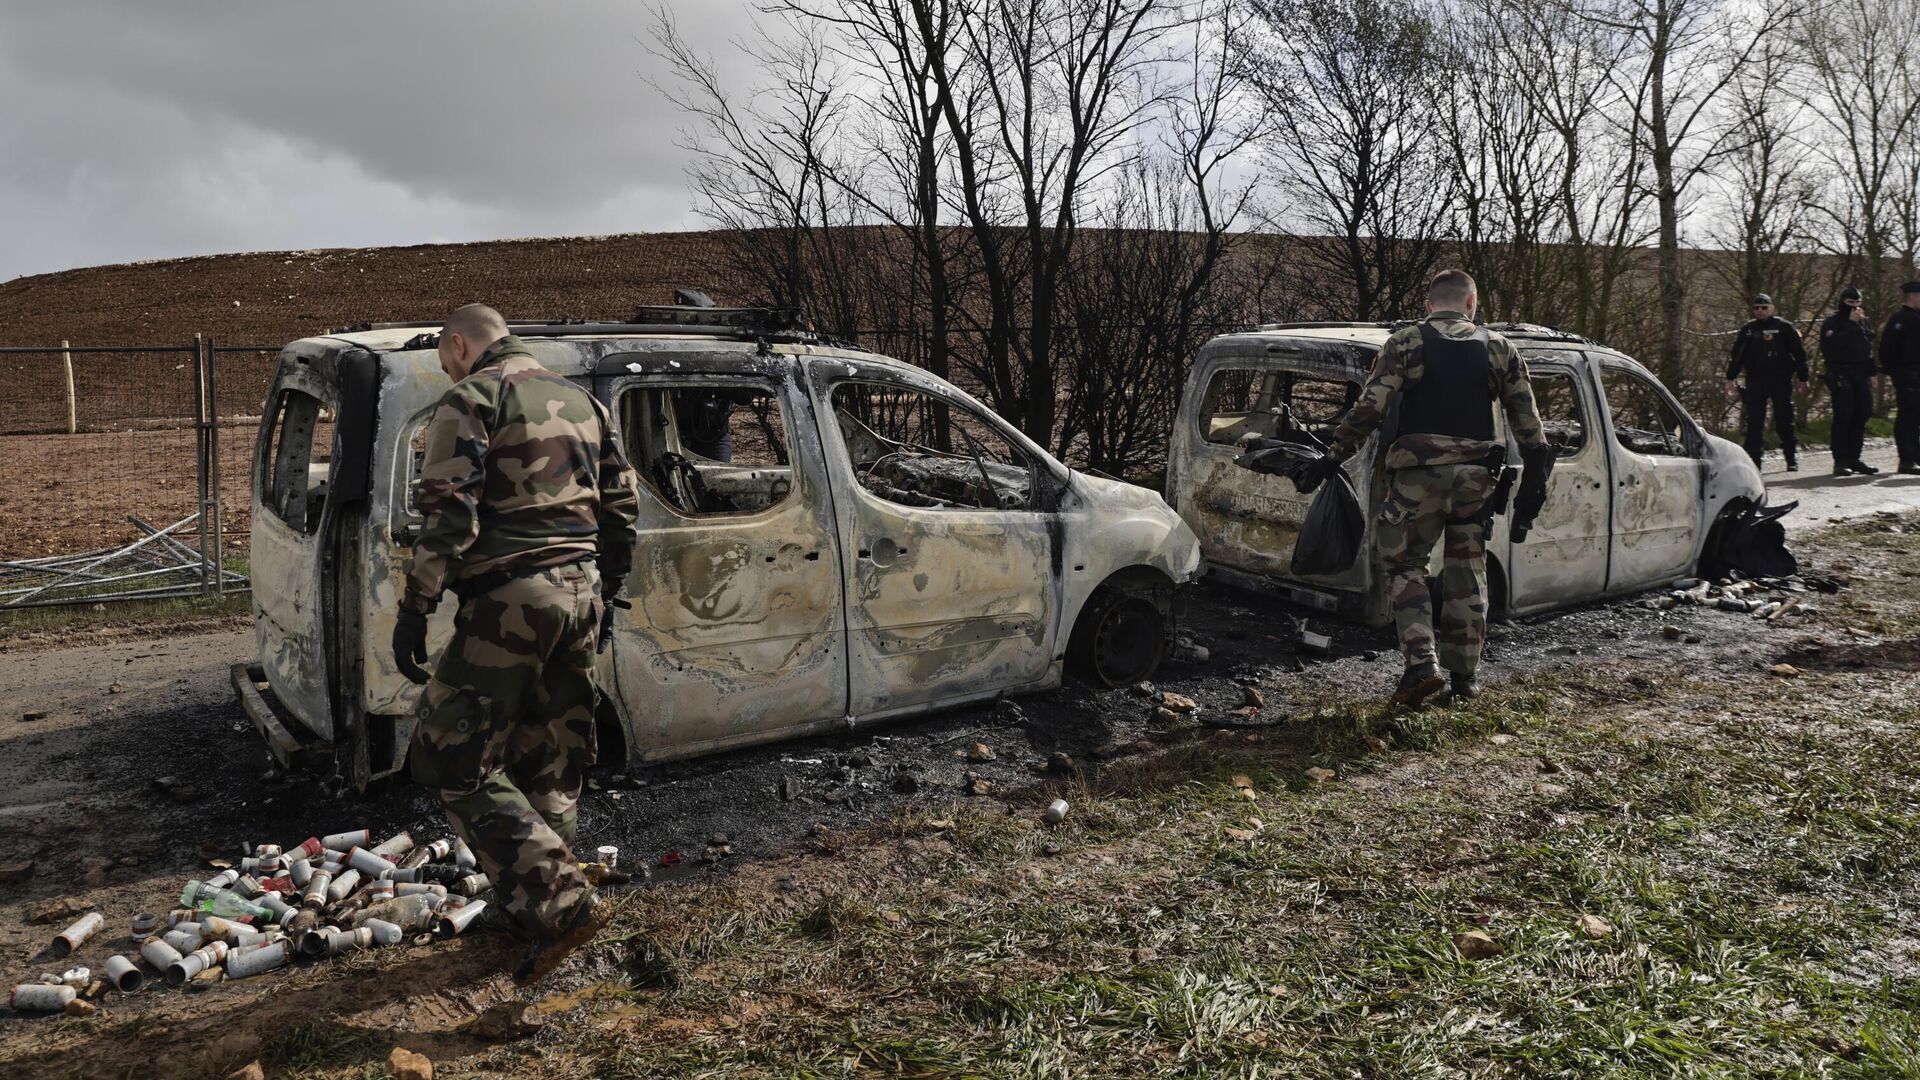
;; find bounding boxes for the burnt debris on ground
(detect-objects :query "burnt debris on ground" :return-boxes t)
[0,555,1869,1027]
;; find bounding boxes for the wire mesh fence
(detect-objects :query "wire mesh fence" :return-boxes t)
[0,339,277,607]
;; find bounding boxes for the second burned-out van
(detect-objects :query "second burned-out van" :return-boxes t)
[1166,322,1792,623]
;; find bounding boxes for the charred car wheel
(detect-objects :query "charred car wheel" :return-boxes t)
[1068,579,1171,688]
[1700,497,1799,580]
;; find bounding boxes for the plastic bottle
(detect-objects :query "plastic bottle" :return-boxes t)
[179,880,272,921]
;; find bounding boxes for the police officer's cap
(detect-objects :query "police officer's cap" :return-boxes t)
[1902,280,1920,295]
[1750,293,1773,306]
[1840,286,1862,301]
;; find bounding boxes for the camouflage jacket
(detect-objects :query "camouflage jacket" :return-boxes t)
[403,336,641,615]
[1328,312,1547,469]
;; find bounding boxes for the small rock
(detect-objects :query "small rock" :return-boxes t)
[63,998,96,1017]
[1359,649,1379,661]
[1536,782,1568,796]
[1452,930,1503,960]
[1159,692,1198,713]
[1489,734,1516,746]
[28,897,89,925]
[892,772,920,794]
[1232,706,1259,719]
[966,742,997,763]
[20,711,46,722]
[1661,625,1683,640]
[1576,914,1613,939]
[81,857,115,889]
[1304,767,1337,783]
[108,684,125,694]
[1362,735,1388,754]
[1131,681,1156,699]
[0,861,34,884]
[1045,751,1075,775]
[1231,773,1258,800]
[779,776,802,801]
[1241,686,1265,708]
[1769,663,1802,678]
[1152,706,1183,725]
[1131,946,1158,963]
[1538,757,1562,775]
[226,1063,266,1080]
[708,832,729,846]
[1684,634,1703,644]
[963,775,992,797]
[992,699,1026,724]
[387,1046,433,1080]
[877,908,906,927]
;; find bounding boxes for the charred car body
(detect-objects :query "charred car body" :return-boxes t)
[238,309,1201,788]
[1167,322,1790,622]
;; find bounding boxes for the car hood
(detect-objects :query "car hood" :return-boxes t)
[1069,472,1204,582]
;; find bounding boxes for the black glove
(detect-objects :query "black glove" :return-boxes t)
[597,578,631,655]
[1512,444,1556,542]
[393,608,430,685]
[1295,452,1346,494]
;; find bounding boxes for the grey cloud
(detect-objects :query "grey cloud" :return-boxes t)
[0,0,761,279]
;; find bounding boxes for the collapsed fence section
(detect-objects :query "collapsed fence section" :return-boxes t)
[0,339,277,608]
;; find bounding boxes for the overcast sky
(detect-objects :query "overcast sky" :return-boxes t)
[0,1,760,281]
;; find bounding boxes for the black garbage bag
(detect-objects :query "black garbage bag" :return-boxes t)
[1292,471,1364,577]
[1233,437,1324,491]
[1713,499,1798,578]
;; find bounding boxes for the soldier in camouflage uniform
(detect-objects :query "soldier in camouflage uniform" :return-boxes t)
[1302,270,1550,707]
[392,304,640,984]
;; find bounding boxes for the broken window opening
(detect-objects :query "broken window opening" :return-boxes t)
[829,381,1035,511]
[1200,367,1359,447]
[1600,365,1691,458]
[618,381,795,517]
[1528,370,1589,457]
[263,389,335,535]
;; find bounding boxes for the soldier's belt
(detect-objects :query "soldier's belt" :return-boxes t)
[450,556,592,602]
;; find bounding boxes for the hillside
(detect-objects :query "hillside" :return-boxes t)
[0,232,754,347]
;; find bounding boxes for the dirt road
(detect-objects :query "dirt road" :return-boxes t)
[2,477,1917,1077]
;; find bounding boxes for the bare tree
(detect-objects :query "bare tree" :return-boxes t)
[1707,34,1825,315]
[1241,0,1456,320]
[1574,0,1808,391]
[1795,0,1920,313]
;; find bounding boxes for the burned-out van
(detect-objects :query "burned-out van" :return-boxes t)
[1166,322,1785,622]
[236,308,1201,788]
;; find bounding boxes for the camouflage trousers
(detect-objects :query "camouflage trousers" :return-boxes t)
[410,563,601,938]
[1376,464,1494,676]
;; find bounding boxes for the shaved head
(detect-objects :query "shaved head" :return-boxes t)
[443,303,508,343]
[437,302,511,381]
[1427,269,1476,309]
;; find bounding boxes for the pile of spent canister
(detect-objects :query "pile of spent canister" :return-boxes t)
[9,828,492,1012]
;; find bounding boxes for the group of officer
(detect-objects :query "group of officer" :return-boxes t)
[1728,281,1920,476]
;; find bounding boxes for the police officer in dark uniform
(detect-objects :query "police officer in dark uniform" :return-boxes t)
[1819,286,1878,476]
[1726,293,1811,471]
[1882,280,1920,474]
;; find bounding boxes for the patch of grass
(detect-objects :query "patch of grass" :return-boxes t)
[259,1020,385,1076]
[0,589,250,639]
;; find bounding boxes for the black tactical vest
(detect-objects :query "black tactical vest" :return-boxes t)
[1399,323,1495,441]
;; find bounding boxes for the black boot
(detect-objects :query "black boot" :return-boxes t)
[1449,672,1479,701]
[1390,662,1447,708]
[514,891,613,985]
[1853,460,1881,475]
[1785,454,1799,472]
[1902,461,1920,475]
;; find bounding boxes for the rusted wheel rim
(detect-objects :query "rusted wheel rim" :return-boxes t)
[1091,596,1164,687]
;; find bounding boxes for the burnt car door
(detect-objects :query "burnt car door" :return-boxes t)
[1595,359,1704,589]
[1503,355,1611,610]
[806,360,1060,721]
[599,355,849,760]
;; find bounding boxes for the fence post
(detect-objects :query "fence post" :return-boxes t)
[62,341,76,435]
[194,335,211,596]
[207,336,224,595]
